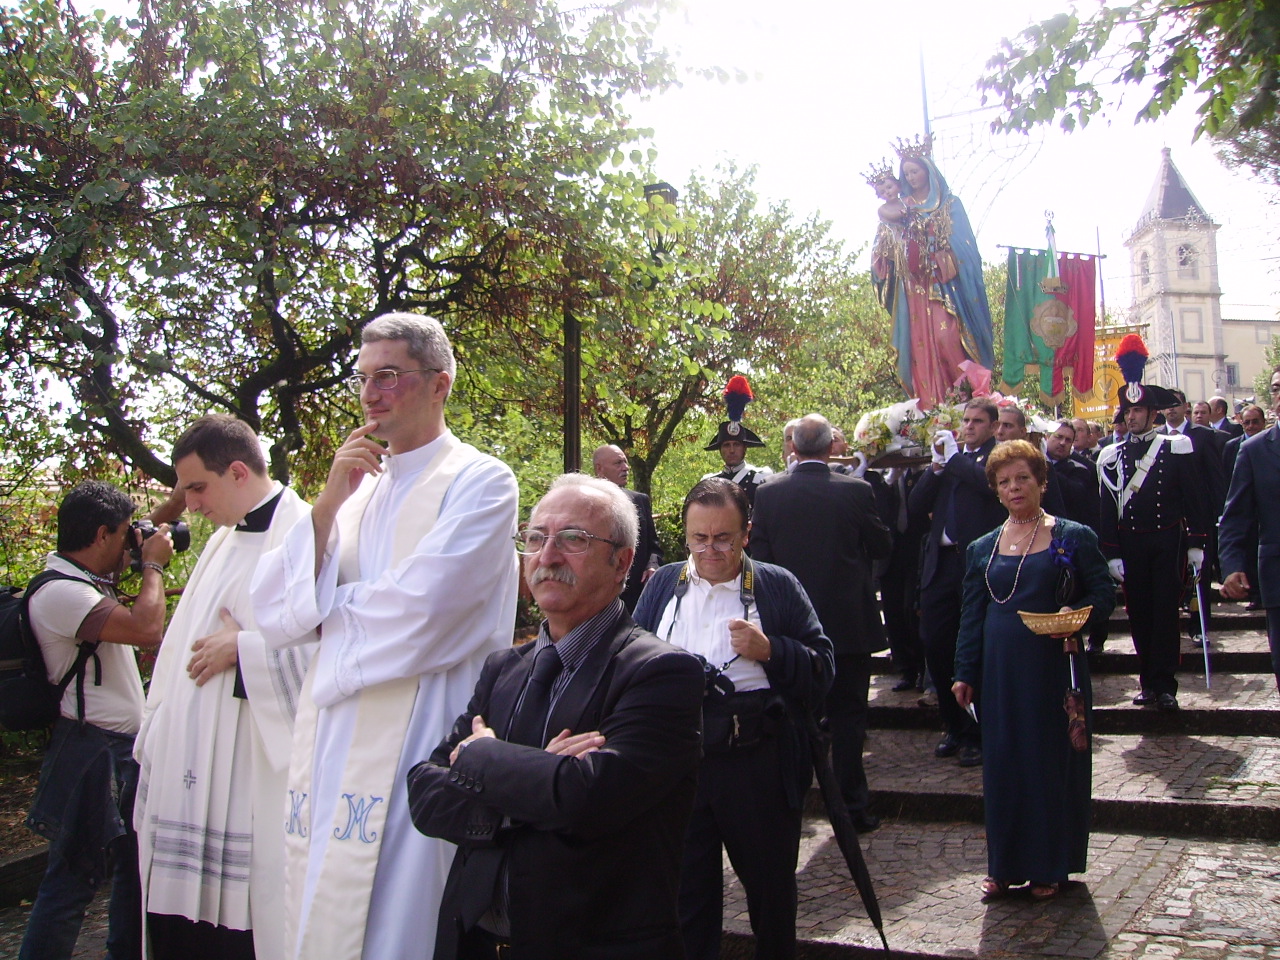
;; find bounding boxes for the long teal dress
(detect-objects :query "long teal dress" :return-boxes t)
[954,518,1115,884]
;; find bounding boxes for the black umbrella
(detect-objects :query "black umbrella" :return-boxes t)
[804,714,890,953]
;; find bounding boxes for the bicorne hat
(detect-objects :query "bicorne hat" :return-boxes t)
[1115,334,1180,413]
[704,376,766,450]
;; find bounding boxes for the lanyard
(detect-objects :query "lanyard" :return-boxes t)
[664,556,756,671]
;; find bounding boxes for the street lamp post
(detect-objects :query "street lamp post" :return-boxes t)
[562,182,677,474]
[563,301,581,474]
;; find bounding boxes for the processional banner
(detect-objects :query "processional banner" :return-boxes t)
[1000,249,1098,406]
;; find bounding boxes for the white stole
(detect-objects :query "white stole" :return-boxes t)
[284,433,469,960]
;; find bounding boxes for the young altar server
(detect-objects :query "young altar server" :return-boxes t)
[134,414,317,958]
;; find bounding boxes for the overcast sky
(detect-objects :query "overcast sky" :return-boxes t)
[627,0,1279,317]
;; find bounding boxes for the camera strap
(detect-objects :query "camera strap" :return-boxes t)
[665,557,756,672]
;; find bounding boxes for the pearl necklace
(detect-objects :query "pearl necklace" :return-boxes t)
[985,512,1044,604]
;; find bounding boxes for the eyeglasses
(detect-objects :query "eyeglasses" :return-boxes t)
[686,536,738,554]
[514,528,622,555]
[345,368,440,395]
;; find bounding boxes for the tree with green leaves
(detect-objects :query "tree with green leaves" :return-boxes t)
[1,0,675,486]
[576,163,897,496]
[979,2,1280,142]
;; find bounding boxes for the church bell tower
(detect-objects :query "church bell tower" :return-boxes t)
[1124,148,1224,400]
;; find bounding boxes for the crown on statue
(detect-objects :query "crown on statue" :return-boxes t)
[862,158,896,186]
[894,133,934,161]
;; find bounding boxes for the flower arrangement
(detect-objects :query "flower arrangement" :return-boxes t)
[851,399,926,458]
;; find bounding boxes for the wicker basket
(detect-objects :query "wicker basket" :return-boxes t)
[1018,606,1093,636]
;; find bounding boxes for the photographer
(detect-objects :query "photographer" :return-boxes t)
[20,480,183,960]
[634,478,833,960]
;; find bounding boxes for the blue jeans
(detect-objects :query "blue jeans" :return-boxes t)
[20,721,141,960]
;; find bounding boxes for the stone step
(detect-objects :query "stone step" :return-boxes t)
[870,620,1275,679]
[1109,601,1267,632]
[870,672,1280,737]
[847,728,1280,842]
[717,817,1280,959]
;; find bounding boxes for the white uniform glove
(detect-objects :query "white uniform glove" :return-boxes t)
[851,451,868,479]
[932,429,958,467]
[1186,547,1205,573]
[1108,558,1125,583]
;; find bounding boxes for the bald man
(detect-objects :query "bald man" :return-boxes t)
[592,444,663,611]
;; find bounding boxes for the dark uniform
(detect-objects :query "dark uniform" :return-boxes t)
[1098,430,1211,703]
[702,420,773,508]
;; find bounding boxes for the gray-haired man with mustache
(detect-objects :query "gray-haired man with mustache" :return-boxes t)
[408,474,705,959]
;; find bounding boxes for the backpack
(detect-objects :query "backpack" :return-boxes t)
[0,570,102,732]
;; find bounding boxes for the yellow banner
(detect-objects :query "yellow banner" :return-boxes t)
[1073,327,1141,421]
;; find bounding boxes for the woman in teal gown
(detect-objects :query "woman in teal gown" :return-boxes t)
[952,440,1114,900]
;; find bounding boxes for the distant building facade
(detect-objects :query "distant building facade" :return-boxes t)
[1123,148,1275,406]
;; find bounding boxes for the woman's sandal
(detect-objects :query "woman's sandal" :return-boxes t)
[1029,882,1060,901]
[980,877,1009,899]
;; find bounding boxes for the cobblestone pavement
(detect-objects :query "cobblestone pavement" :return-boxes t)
[722,819,1280,959]
[7,825,1277,960]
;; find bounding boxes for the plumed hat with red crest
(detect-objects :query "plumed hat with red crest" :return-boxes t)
[704,375,766,449]
[1115,334,1179,412]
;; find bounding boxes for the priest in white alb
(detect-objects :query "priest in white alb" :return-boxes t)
[251,312,519,960]
[134,414,317,958]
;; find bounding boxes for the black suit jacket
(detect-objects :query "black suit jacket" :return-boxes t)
[1219,426,1280,608]
[909,437,1006,590]
[1222,432,1246,481]
[1214,419,1245,440]
[620,489,662,612]
[1051,454,1100,530]
[748,462,892,655]
[1164,422,1228,510]
[407,615,704,960]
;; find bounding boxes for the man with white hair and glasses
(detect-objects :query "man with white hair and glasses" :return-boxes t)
[409,474,704,959]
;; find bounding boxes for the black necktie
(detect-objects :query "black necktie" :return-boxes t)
[507,645,563,748]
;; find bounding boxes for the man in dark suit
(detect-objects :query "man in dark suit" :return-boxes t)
[1220,367,1280,695]
[1098,410,1127,449]
[1045,420,1100,529]
[407,474,704,960]
[1162,389,1228,508]
[1222,404,1267,480]
[634,478,833,960]
[749,414,891,832]
[1162,389,1229,636]
[747,417,890,829]
[1221,406,1268,609]
[909,398,1006,766]
[1071,417,1100,461]
[880,465,928,690]
[1209,396,1244,439]
[592,444,663,612]
[995,404,1066,514]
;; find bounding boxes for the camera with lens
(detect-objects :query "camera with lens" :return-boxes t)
[697,656,736,697]
[128,519,191,572]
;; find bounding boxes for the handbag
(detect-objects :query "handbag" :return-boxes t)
[1054,540,1089,752]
